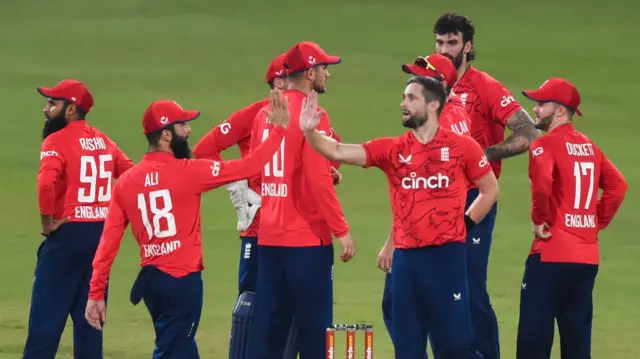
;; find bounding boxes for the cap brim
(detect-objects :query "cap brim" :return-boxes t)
[402,64,439,78]
[177,110,200,123]
[37,87,57,99]
[324,55,341,65]
[522,90,583,116]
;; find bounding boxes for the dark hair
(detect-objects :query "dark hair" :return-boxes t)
[62,100,87,120]
[267,80,275,89]
[433,12,476,61]
[407,76,447,114]
[146,124,176,146]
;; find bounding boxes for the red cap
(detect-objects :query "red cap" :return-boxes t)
[266,53,287,84]
[522,78,582,116]
[142,100,200,135]
[402,54,457,85]
[284,41,341,74]
[37,79,94,113]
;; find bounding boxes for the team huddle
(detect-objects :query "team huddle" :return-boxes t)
[24,12,627,359]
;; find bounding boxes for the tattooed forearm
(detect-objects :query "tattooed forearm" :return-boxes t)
[484,109,540,161]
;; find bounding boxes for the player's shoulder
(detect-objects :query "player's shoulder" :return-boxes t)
[467,66,507,87]
[245,98,271,113]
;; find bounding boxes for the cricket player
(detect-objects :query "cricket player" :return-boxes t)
[433,12,541,358]
[300,76,499,359]
[246,41,355,359]
[379,53,473,348]
[85,91,290,358]
[24,79,134,359]
[516,78,628,358]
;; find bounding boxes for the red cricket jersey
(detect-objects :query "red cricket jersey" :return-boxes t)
[441,94,472,137]
[250,90,349,247]
[528,124,627,265]
[362,129,492,248]
[88,126,286,301]
[453,66,522,178]
[193,99,269,238]
[38,120,133,222]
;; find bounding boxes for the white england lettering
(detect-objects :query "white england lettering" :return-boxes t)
[401,172,450,190]
[143,240,182,258]
[74,206,109,219]
[565,214,596,228]
[261,182,288,197]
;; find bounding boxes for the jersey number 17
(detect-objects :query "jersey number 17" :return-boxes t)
[573,161,595,210]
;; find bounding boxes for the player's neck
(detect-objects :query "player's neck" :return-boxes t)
[455,62,471,85]
[548,119,571,132]
[412,118,439,144]
[148,145,174,155]
[288,82,312,95]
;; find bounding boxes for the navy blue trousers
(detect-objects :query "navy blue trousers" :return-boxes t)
[23,221,105,359]
[465,188,500,359]
[239,236,259,294]
[130,266,203,359]
[516,254,598,359]
[391,242,484,359]
[247,244,333,359]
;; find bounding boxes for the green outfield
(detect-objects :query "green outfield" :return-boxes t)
[1,0,637,358]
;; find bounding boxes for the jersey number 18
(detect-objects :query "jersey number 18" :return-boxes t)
[137,189,177,240]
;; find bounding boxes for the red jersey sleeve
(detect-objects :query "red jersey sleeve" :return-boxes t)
[110,142,134,178]
[361,137,395,169]
[597,152,628,230]
[483,77,522,125]
[461,136,493,182]
[301,113,349,238]
[191,126,287,193]
[528,139,555,225]
[89,183,129,301]
[38,137,66,215]
[193,101,265,161]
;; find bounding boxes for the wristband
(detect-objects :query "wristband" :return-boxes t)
[464,215,477,232]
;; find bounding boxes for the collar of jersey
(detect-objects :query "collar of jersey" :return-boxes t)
[143,151,176,161]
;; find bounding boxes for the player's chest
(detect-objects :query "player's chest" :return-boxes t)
[387,144,466,191]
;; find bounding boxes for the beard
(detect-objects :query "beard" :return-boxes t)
[443,51,464,70]
[170,133,192,159]
[313,83,326,94]
[42,111,68,140]
[534,115,553,132]
[402,114,427,129]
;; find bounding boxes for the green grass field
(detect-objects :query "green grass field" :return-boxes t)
[1,0,638,358]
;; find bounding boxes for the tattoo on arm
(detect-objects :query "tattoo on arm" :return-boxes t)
[484,109,540,161]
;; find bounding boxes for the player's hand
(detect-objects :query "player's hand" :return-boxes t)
[532,222,552,240]
[300,91,324,133]
[40,215,70,236]
[263,89,290,128]
[85,299,107,331]
[331,166,342,185]
[377,241,394,273]
[337,233,355,262]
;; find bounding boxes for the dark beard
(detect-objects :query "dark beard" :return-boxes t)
[170,134,192,159]
[313,84,326,94]
[42,111,68,140]
[403,115,427,129]
[443,52,464,70]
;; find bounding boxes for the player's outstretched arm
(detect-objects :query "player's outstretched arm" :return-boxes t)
[300,91,367,166]
[484,109,540,161]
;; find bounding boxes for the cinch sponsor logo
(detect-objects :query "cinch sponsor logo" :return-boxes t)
[40,150,58,160]
[500,95,515,107]
[401,172,450,189]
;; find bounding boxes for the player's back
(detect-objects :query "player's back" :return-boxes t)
[114,152,207,276]
[40,120,132,222]
[535,125,603,244]
[250,90,333,246]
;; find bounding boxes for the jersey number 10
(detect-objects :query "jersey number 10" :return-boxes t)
[78,155,113,203]
[573,161,595,210]
[137,189,177,240]
[262,129,285,178]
